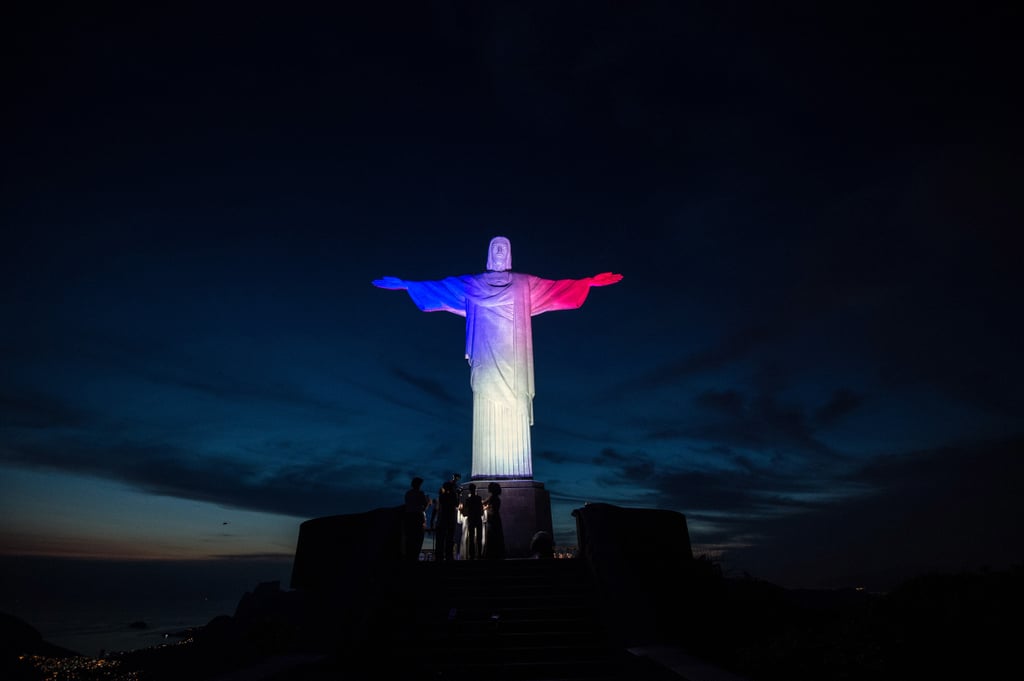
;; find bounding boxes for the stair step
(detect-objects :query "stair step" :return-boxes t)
[408,656,659,680]
[373,559,675,680]
[440,620,603,635]
[426,632,604,647]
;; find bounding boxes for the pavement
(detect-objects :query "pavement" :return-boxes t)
[628,645,753,681]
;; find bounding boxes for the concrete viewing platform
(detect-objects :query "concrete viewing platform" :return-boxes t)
[276,501,740,680]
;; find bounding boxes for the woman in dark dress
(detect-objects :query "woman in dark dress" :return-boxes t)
[403,477,429,561]
[482,482,505,560]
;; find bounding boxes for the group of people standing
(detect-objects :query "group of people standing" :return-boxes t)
[403,472,505,561]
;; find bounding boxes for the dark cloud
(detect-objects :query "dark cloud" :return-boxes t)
[591,448,663,491]
[548,490,598,507]
[391,366,462,406]
[0,438,394,519]
[721,436,1024,590]
[694,389,745,417]
[613,323,781,395]
[880,351,1023,419]
[591,447,630,465]
[579,433,1024,590]
[534,448,576,465]
[142,368,344,414]
[642,390,845,462]
[0,390,90,429]
[595,444,831,517]
[813,389,864,426]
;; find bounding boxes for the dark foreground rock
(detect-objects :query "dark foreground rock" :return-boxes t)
[70,565,1017,681]
[1,612,80,680]
[4,503,1021,680]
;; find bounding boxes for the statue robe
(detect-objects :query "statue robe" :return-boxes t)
[402,271,593,479]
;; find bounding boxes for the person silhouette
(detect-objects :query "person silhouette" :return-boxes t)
[402,477,429,562]
[482,482,505,560]
[435,472,462,561]
[459,483,485,560]
[530,530,555,559]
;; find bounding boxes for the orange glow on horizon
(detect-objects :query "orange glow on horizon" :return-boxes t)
[0,530,292,562]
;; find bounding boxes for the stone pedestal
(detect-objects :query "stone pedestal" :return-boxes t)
[290,507,403,592]
[468,478,553,559]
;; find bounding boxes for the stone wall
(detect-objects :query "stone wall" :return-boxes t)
[573,502,719,646]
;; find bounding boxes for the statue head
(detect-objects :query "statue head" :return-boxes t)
[486,236,511,271]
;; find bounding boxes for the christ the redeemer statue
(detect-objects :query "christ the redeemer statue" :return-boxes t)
[373,236,622,481]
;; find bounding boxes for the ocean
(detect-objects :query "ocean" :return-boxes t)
[0,555,294,658]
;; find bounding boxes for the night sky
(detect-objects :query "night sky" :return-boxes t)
[3,2,1021,590]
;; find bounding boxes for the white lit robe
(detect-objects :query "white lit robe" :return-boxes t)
[402,271,594,479]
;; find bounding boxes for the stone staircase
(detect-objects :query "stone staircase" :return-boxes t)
[381,558,683,680]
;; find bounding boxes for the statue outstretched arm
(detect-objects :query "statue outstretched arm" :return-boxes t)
[373,275,470,316]
[372,276,407,290]
[529,272,620,314]
[589,272,623,287]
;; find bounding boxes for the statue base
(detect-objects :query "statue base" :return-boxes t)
[466,478,553,559]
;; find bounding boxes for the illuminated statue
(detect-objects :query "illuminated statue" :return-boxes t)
[373,236,622,480]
